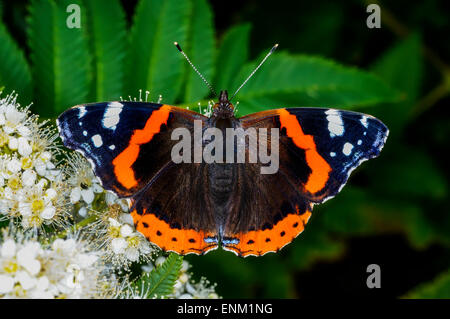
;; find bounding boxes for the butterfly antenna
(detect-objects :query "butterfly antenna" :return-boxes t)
[174,42,217,97]
[230,43,278,101]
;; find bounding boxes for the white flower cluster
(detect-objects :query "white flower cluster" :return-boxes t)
[0,93,67,229]
[0,233,116,298]
[95,211,153,269]
[66,154,154,267]
[0,92,220,299]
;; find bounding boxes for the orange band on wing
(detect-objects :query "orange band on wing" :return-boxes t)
[223,211,312,257]
[131,209,218,255]
[112,105,171,189]
[278,109,331,194]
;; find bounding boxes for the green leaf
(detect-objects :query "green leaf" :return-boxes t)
[27,0,92,117]
[294,3,343,56]
[403,269,450,298]
[126,0,192,103]
[84,0,126,101]
[181,0,215,103]
[232,52,400,115]
[136,253,183,298]
[0,19,32,103]
[371,33,422,132]
[369,145,447,200]
[215,23,251,93]
[320,186,437,250]
[287,219,345,270]
[372,34,422,101]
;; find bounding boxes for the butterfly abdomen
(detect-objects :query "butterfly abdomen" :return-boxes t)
[208,163,235,203]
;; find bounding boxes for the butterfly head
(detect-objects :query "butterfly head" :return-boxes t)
[213,90,234,119]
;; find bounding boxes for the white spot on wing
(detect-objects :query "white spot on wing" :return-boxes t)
[92,134,103,147]
[78,106,87,118]
[83,130,87,136]
[109,145,115,150]
[325,109,344,137]
[102,102,123,130]
[360,116,369,128]
[357,139,362,145]
[342,142,353,156]
[330,152,336,157]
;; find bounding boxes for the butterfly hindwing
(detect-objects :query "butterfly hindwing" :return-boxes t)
[222,161,313,257]
[131,162,219,255]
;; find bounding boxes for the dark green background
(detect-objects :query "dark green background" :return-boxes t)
[0,0,448,298]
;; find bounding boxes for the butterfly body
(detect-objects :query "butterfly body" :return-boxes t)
[57,90,388,257]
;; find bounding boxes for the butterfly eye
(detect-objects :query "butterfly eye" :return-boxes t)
[80,182,89,190]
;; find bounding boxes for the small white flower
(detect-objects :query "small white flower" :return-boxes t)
[18,137,32,157]
[180,260,190,273]
[52,238,76,253]
[35,178,47,190]
[75,253,98,269]
[80,188,94,204]
[173,280,183,291]
[92,182,103,193]
[22,169,37,186]
[124,247,139,262]
[17,125,31,137]
[36,276,49,291]
[0,274,14,294]
[179,273,189,284]
[16,271,38,290]
[155,256,166,267]
[120,224,133,237]
[45,188,57,200]
[141,263,154,273]
[108,217,121,228]
[105,192,118,206]
[7,158,21,173]
[39,151,52,163]
[34,161,47,176]
[119,213,134,225]
[66,154,101,206]
[8,137,18,150]
[4,104,26,134]
[41,206,56,220]
[78,207,88,217]
[1,239,16,258]
[111,238,127,254]
[17,243,41,275]
[16,184,61,228]
[70,187,81,204]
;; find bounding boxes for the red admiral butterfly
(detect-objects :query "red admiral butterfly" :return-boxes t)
[57,44,388,257]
